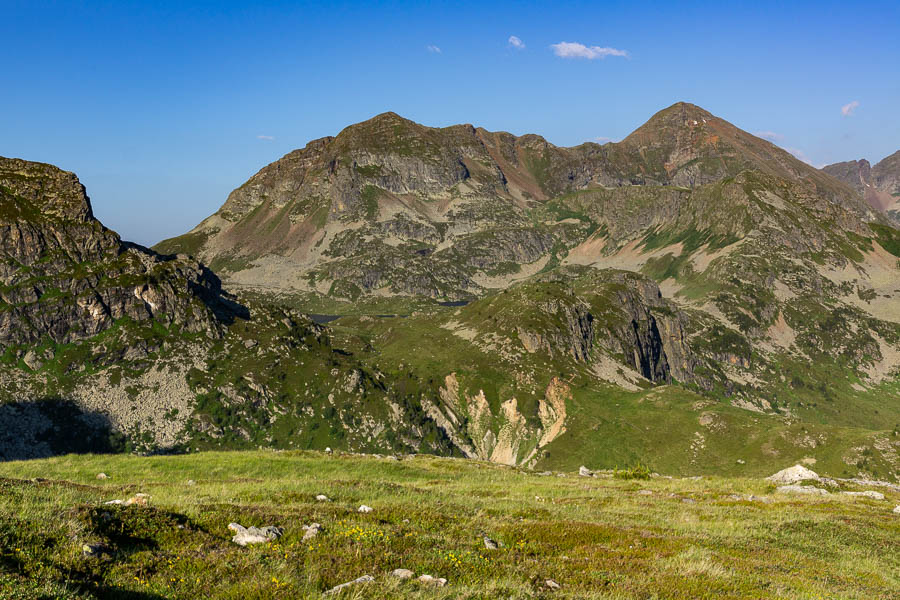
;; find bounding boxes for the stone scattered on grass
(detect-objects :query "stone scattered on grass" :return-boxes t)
[483,535,502,549]
[841,490,885,500]
[747,495,774,503]
[545,579,561,590]
[638,490,653,496]
[325,447,332,454]
[893,505,900,514]
[186,479,196,486]
[767,465,820,485]
[776,485,830,496]
[391,568,415,580]
[316,494,331,502]
[81,543,107,557]
[324,575,374,595]
[358,505,373,513]
[578,466,594,477]
[302,523,322,541]
[417,574,448,587]
[228,523,284,546]
[95,473,109,480]
[104,493,150,506]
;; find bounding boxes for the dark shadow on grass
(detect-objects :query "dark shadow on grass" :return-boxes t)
[0,398,124,461]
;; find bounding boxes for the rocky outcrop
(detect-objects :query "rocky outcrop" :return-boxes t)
[510,270,698,385]
[0,158,246,351]
[425,373,571,467]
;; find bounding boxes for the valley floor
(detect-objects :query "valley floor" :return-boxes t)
[0,451,897,599]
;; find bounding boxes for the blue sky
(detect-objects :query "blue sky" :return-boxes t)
[3,1,899,245]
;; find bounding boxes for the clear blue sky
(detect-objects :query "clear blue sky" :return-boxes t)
[3,0,899,245]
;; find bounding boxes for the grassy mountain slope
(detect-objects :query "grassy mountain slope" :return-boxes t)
[0,451,897,599]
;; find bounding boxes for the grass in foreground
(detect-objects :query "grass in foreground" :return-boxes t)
[0,451,897,599]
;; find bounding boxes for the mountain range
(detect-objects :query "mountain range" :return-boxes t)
[2,103,899,481]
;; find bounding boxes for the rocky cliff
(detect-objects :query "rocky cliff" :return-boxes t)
[0,158,244,357]
[823,150,900,222]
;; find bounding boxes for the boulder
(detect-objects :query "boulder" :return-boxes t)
[417,574,447,587]
[228,523,284,546]
[578,466,594,477]
[767,465,820,485]
[391,568,415,580]
[358,505,373,513]
[302,523,322,541]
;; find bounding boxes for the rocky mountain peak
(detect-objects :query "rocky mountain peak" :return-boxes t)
[0,156,246,351]
[0,158,94,223]
[823,150,900,219]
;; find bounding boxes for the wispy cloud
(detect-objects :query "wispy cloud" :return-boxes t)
[786,147,815,166]
[426,45,442,54]
[508,35,525,50]
[755,131,784,142]
[551,42,628,60]
[841,100,859,117]
[256,135,274,141]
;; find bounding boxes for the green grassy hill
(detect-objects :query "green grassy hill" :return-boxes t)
[0,451,897,599]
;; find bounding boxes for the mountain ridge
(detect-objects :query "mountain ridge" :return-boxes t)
[2,106,899,482]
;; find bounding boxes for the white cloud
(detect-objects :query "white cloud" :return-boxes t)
[755,131,784,142]
[841,100,859,117]
[551,41,628,60]
[508,35,525,50]
[426,45,442,54]
[256,135,274,141]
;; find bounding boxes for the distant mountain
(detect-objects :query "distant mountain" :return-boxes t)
[823,151,900,222]
[156,102,873,301]
[3,102,900,481]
